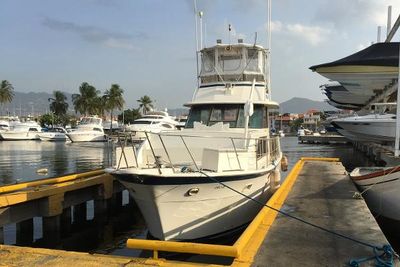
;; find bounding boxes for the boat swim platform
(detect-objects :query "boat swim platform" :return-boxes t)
[0,158,395,266]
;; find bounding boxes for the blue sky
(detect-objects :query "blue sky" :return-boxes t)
[0,0,399,110]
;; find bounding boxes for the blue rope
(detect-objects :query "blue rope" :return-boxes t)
[197,170,398,266]
[349,245,395,267]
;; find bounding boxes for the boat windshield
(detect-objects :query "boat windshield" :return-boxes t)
[80,118,101,125]
[186,104,267,129]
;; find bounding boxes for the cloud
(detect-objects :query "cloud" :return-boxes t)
[42,17,146,51]
[314,0,400,29]
[270,21,331,46]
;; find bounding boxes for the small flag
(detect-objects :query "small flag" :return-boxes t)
[228,24,231,32]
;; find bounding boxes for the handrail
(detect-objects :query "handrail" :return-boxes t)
[115,131,281,173]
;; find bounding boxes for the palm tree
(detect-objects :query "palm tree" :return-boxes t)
[137,95,154,115]
[104,84,125,131]
[72,82,100,115]
[49,91,68,117]
[0,80,14,115]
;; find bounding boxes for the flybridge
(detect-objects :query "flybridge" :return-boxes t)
[199,41,267,85]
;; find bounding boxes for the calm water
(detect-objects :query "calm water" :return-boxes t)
[0,137,397,256]
[0,141,114,185]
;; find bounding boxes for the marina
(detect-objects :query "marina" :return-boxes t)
[1,0,400,266]
[0,157,396,266]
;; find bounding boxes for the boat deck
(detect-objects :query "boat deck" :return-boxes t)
[251,159,393,266]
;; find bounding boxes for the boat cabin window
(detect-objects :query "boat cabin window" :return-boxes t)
[201,50,215,74]
[161,124,173,128]
[132,121,152,125]
[186,104,268,129]
[219,54,242,71]
[28,128,38,132]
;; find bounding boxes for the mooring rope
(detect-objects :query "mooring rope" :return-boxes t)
[197,170,398,266]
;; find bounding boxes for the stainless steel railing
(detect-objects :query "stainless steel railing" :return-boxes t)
[115,131,281,174]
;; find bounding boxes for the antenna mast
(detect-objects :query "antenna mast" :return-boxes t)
[193,0,200,89]
[266,0,272,100]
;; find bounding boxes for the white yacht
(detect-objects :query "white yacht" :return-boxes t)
[38,127,69,141]
[125,111,177,141]
[332,113,395,143]
[0,121,42,140]
[0,120,10,133]
[103,120,120,132]
[107,40,282,241]
[66,117,107,142]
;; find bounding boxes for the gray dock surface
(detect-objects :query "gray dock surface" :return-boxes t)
[252,160,395,267]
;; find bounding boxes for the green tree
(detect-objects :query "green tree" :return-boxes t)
[39,113,57,127]
[118,109,141,124]
[0,80,14,115]
[72,82,100,115]
[290,118,304,132]
[104,84,125,131]
[49,91,69,117]
[137,95,154,115]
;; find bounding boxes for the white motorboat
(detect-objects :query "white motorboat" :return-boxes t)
[38,127,69,141]
[0,121,42,140]
[125,111,177,141]
[331,113,395,143]
[175,115,188,130]
[350,166,400,221]
[66,117,107,142]
[103,120,120,132]
[107,40,282,241]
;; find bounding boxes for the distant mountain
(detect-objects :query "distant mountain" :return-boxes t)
[0,91,74,116]
[279,97,336,114]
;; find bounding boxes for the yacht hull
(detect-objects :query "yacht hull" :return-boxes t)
[332,115,395,143]
[115,170,275,240]
[0,132,40,140]
[350,167,400,221]
[66,133,107,142]
[38,133,68,141]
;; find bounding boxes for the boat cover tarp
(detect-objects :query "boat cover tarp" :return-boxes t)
[310,42,399,70]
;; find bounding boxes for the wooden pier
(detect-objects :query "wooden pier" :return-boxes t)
[0,158,396,266]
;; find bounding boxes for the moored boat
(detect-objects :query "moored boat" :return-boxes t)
[66,116,107,142]
[106,40,282,241]
[0,121,42,140]
[38,127,69,141]
[331,113,395,143]
[125,111,177,142]
[350,166,400,221]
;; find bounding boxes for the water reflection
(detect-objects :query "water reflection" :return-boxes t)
[0,141,114,185]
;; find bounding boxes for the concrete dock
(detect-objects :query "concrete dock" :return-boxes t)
[251,159,394,266]
[0,158,396,266]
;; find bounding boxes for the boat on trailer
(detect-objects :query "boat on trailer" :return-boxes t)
[107,40,282,241]
[350,166,400,221]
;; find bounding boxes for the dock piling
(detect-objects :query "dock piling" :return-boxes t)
[16,218,33,245]
[42,215,61,246]
[0,227,3,244]
[60,207,72,236]
[73,203,87,225]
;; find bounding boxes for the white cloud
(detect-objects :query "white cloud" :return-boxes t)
[269,20,331,46]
